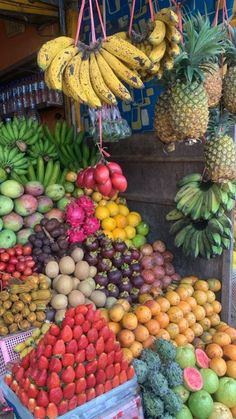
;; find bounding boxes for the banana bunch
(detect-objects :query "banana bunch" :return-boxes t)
[15,157,66,188]
[28,138,57,164]
[0,146,28,178]
[14,323,50,359]
[0,117,43,153]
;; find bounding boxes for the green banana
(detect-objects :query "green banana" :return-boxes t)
[47,161,61,186]
[37,157,45,184]
[43,160,54,187]
[178,173,202,187]
[166,209,184,221]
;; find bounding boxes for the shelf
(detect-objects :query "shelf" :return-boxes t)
[0,102,63,118]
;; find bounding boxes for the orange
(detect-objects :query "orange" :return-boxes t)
[122,348,133,363]
[118,330,135,348]
[139,293,153,304]
[92,191,102,202]
[186,296,198,310]
[191,323,204,337]
[209,357,227,376]
[144,300,161,316]
[193,305,206,321]
[154,312,170,328]
[156,297,170,312]
[212,332,231,347]
[167,306,184,323]
[117,299,131,313]
[194,280,209,292]
[108,321,121,335]
[95,206,110,220]
[179,284,194,297]
[201,332,213,344]
[113,214,127,229]
[145,319,160,335]
[135,305,152,324]
[178,318,189,333]
[203,303,214,317]
[207,290,216,303]
[193,290,208,306]
[130,341,143,358]
[226,360,236,379]
[184,328,195,343]
[109,304,125,322]
[122,313,138,331]
[106,201,119,216]
[225,327,236,343]
[181,276,198,284]
[118,204,129,217]
[156,329,170,340]
[124,226,136,239]
[134,325,150,342]
[206,343,223,359]
[143,335,155,348]
[165,290,181,306]
[207,278,221,292]
[166,323,179,339]
[209,313,221,327]
[112,228,126,241]
[199,318,211,331]
[178,301,191,315]
[185,312,196,326]
[102,217,116,231]
[217,322,228,332]
[103,230,114,239]
[176,287,189,300]
[223,345,236,361]
[175,334,188,346]
[211,301,222,314]
[126,212,141,227]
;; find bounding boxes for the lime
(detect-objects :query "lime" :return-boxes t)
[132,234,146,248]
[64,181,75,193]
[200,368,219,394]
[73,188,84,198]
[136,221,149,236]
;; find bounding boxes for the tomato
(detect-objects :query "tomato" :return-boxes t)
[0,261,6,271]
[9,256,18,265]
[94,164,110,185]
[12,271,21,279]
[2,273,11,281]
[23,245,32,256]
[107,162,123,175]
[111,173,127,192]
[0,252,9,262]
[26,260,35,268]
[15,247,23,256]
[16,262,26,272]
[23,267,32,276]
[6,248,15,256]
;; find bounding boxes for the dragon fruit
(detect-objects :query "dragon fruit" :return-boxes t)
[83,217,100,235]
[67,228,86,243]
[66,201,85,227]
[78,196,95,216]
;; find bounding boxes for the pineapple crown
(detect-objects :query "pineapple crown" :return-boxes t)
[224,26,236,65]
[206,108,236,140]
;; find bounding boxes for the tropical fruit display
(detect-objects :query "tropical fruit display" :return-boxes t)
[14,323,51,359]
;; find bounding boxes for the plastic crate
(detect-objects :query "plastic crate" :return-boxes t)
[1,376,143,419]
[0,329,33,377]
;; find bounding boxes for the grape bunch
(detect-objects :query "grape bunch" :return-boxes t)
[29,218,69,271]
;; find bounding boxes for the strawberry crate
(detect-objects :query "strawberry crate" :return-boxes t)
[0,329,33,377]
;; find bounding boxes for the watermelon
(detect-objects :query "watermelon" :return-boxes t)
[195,348,210,368]
[184,367,203,392]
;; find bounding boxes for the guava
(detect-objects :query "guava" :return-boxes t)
[45,184,65,201]
[14,194,38,216]
[0,196,14,216]
[73,188,84,198]
[24,212,44,228]
[176,405,193,419]
[196,348,210,368]
[184,367,203,391]
[188,390,214,419]
[17,228,33,245]
[200,368,219,394]
[174,385,190,402]
[24,181,44,196]
[3,212,23,232]
[208,402,233,419]
[37,196,53,213]
[64,181,75,193]
[57,196,72,211]
[176,347,196,368]
[0,229,16,248]
[132,234,146,248]
[215,377,236,408]
[136,221,149,236]
[0,180,24,198]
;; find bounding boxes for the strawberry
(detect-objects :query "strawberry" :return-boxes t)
[44,344,53,358]
[86,388,96,402]
[104,380,112,393]
[36,390,49,407]
[94,319,106,330]
[36,343,45,358]
[75,349,85,363]
[107,350,115,365]
[49,358,62,373]
[58,400,68,416]
[85,360,97,375]
[112,375,120,388]
[66,339,78,353]
[28,383,38,399]
[12,363,20,376]
[62,316,75,328]
[46,402,58,419]
[87,328,98,343]
[113,341,120,351]
[52,340,65,356]
[34,406,46,419]
[15,366,24,382]
[95,369,106,384]
[38,356,49,370]
[127,365,135,379]
[105,364,115,380]
[35,369,47,387]
[86,307,95,322]
[95,384,104,397]
[30,368,38,382]
[74,313,84,325]
[62,353,75,367]
[86,343,96,361]
[75,363,85,379]
[114,363,121,375]
[19,390,28,406]
[21,353,30,370]
[75,377,87,394]
[104,337,115,353]
[73,325,83,340]
[82,319,91,333]
[75,305,88,315]
[46,372,60,390]
[65,307,75,317]
[60,325,73,342]
[23,377,30,391]
[99,325,110,341]
[121,359,128,371]
[44,333,56,346]
[77,392,86,406]
[61,365,75,383]
[63,382,76,400]
[50,324,60,336]
[119,370,127,384]
[114,349,123,363]
[97,352,107,369]
[78,334,88,350]
[68,395,77,411]
[28,398,36,413]
[11,380,19,393]
[94,309,102,321]
[86,374,96,389]
[49,387,63,404]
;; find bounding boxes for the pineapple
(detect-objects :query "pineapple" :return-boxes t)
[154,91,179,145]
[223,26,236,114]
[203,64,223,108]
[204,109,236,183]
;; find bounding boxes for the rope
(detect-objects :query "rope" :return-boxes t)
[74,0,86,45]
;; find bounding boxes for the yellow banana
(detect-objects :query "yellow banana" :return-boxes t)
[37,36,74,70]
[149,62,161,74]
[162,54,175,70]
[155,8,179,26]
[62,79,78,101]
[79,58,102,108]
[166,25,181,43]
[90,53,117,106]
[167,41,181,58]
[100,48,144,89]
[96,53,131,102]
[64,53,87,102]
[103,36,152,70]
[47,45,78,90]
[114,31,129,41]
[149,20,166,46]
[149,40,166,63]
[156,67,164,80]
[44,68,53,89]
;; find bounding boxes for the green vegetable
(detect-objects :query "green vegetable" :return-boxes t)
[142,389,164,418]
[154,338,177,363]
[132,359,148,384]
[160,361,183,387]
[163,389,183,415]
[141,348,161,370]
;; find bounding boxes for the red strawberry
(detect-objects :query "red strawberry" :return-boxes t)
[49,387,63,404]
[95,337,104,355]
[82,320,91,333]
[114,349,123,363]
[85,360,97,375]
[47,372,60,390]
[86,374,96,389]
[119,370,127,384]
[107,350,115,365]
[49,358,62,373]
[75,363,85,379]
[34,406,46,419]
[104,380,112,393]
[66,339,78,354]
[46,402,58,419]
[52,340,65,356]
[114,363,121,375]
[62,353,75,367]
[86,307,95,322]
[104,337,115,353]
[15,366,24,382]
[78,334,88,350]
[68,395,77,411]
[121,359,128,371]
[65,307,75,317]
[86,343,96,361]
[94,319,106,330]
[75,349,85,363]
[19,390,28,406]
[97,352,107,369]
[95,369,106,384]
[36,390,49,407]
[73,325,82,340]
[87,328,98,343]
[44,333,56,346]
[113,341,120,351]
[62,316,75,328]
[11,380,19,393]
[99,325,110,341]
[75,313,84,325]
[12,363,20,376]
[77,392,86,406]
[94,309,102,321]
[36,343,44,358]
[50,324,60,336]
[63,382,75,400]
[23,377,30,391]
[35,369,47,387]
[86,388,96,401]
[21,353,30,370]
[44,344,53,358]
[28,383,38,399]
[127,365,135,379]
[60,325,73,342]
[38,356,49,370]
[61,366,75,383]
[30,368,38,382]
[112,375,120,388]
[95,384,104,397]
[75,378,87,394]
[58,400,68,415]
[28,398,36,413]
[106,364,115,380]
[75,305,88,315]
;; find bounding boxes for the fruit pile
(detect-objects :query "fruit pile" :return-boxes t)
[14,323,51,359]
[0,244,35,287]
[5,305,135,417]
[0,274,50,335]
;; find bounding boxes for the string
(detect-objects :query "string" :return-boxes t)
[89,0,96,43]
[94,0,107,39]
[98,110,110,158]
[149,0,155,21]
[74,0,86,45]
[128,0,136,36]
[171,0,184,42]
[213,0,221,27]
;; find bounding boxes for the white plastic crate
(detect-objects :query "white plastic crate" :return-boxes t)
[0,329,33,377]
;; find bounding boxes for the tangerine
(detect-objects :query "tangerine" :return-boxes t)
[178,318,189,333]
[166,323,179,339]
[124,226,136,239]
[178,301,191,315]
[193,290,208,305]
[144,300,161,316]
[184,328,195,343]
[117,299,130,313]
[118,329,135,348]
[145,319,160,335]
[103,230,114,239]
[206,290,216,303]
[134,325,150,342]
[118,204,129,216]
[156,329,170,340]
[199,318,211,331]
[112,228,127,241]
[226,360,236,379]
[135,305,152,323]
[212,332,231,347]
[209,357,227,376]
[185,312,196,326]
[113,214,127,229]
[191,323,204,337]
[165,290,181,306]
[122,313,138,331]
[194,280,209,292]
[156,297,170,312]
[193,305,206,321]
[211,301,222,314]
[186,296,198,310]
[174,334,188,346]
[130,341,143,358]
[108,321,121,335]
[223,344,236,361]
[102,217,116,231]
[176,287,189,300]
[209,313,221,327]
[92,191,102,202]
[95,206,110,220]
[122,348,133,363]
[109,304,125,322]
[206,343,223,358]
[203,303,214,317]
[142,335,155,348]
[154,312,170,328]
[139,293,153,304]
[167,306,184,323]
[126,212,141,227]
[106,201,119,216]
[225,327,236,343]
[207,278,221,292]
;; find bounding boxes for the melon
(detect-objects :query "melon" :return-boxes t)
[196,348,210,368]
[208,402,233,419]
[184,367,203,392]
[176,346,196,368]
[200,368,219,394]
[188,390,213,419]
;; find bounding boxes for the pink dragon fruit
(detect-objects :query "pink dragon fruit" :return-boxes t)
[83,217,100,235]
[67,228,86,243]
[78,196,95,216]
[66,201,85,227]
